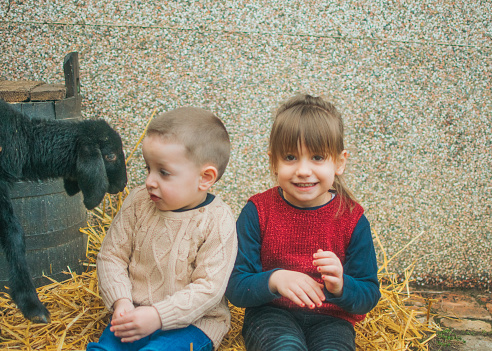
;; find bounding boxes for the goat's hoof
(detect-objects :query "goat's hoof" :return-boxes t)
[21,302,51,324]
[29,312,51,324]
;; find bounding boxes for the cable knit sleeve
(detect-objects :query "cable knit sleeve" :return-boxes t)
[96,187,140,310]
[152,201,238,331]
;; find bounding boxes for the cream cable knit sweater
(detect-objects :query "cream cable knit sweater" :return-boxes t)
[97,185,238,349]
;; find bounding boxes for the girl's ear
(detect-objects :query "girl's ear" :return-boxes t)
[198,165,218,191]
[335,150,348,175]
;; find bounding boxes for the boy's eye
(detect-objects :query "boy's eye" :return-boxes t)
[144,165,170,177]
[284,154,296,161]
[312,155,324,161]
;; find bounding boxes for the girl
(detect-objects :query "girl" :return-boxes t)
[225,94,380,351]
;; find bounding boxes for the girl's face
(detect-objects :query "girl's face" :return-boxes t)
[142,135,206,211]
[274,143,347,208]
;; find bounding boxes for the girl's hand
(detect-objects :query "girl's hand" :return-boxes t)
[110,306,162,343]
[269,270,325,309]
[313,249,344,297]
[112,298,135,322]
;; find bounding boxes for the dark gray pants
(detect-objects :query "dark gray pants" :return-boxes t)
[242,305,356,351]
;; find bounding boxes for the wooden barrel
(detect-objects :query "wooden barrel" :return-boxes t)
[1,178,88,288]
[0,52,88,289]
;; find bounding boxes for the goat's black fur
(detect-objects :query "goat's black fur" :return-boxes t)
[0,99,127,323]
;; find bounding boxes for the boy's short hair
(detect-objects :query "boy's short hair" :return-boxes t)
[147,107,230,181]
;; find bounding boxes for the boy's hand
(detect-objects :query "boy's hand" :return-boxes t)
[110,306,162,343]
[313,249,344,297]
[112,298,135,322]
[269,270,325,309]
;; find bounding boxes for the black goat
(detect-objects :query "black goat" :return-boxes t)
[0,99,127,323]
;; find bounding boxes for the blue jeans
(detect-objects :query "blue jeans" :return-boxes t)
[242,305,356,351]
[86,323,213,351]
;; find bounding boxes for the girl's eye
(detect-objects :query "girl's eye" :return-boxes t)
[313,155,324,161]
[160,169,171,177]
[284,154,296,161]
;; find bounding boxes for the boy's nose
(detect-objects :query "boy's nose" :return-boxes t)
[145,173,157,188]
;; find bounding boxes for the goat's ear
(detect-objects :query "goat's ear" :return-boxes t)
[63,178,80,196]
[76,144,109,210]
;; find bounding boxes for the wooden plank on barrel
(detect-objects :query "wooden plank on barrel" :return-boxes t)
[64,52,80,98]
[0,80,44,102]
[31,84,66,101]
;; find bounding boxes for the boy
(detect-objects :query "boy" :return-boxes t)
[87,107,237,351]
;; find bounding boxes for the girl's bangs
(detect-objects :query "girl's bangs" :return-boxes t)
[273,108,340,159]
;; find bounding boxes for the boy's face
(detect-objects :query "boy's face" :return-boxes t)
[142,135,206,211]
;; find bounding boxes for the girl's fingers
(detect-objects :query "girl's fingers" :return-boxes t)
[285,289,308,308]
[296,280,325,308]
[322,274,339,283]
[308,281,326,304]
[304,290,323,308]
[296,290,317,309]
[313,250,337,259]
[284,283,317,308]
[317,264,342,277]
[313,257,339,267]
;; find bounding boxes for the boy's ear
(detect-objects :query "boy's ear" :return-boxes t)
[335,150,348,175]
[198,165,218,191]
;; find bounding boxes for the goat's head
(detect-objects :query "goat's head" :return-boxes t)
[64,119,127,210]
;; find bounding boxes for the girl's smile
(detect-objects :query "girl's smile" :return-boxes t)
[293,182,318,188]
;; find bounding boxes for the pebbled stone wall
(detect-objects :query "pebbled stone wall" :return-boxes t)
[1,1,490,288]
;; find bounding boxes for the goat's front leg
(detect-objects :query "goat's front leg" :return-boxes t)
[0,186,51,323]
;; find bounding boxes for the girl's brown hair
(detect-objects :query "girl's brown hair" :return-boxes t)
[269,94,356,209]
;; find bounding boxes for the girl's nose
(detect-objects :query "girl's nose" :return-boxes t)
[296,160,312,177]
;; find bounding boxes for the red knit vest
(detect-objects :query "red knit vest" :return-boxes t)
[250,187,365,325]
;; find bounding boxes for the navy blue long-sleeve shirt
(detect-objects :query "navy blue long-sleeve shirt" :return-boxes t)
[225,196,381,315]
